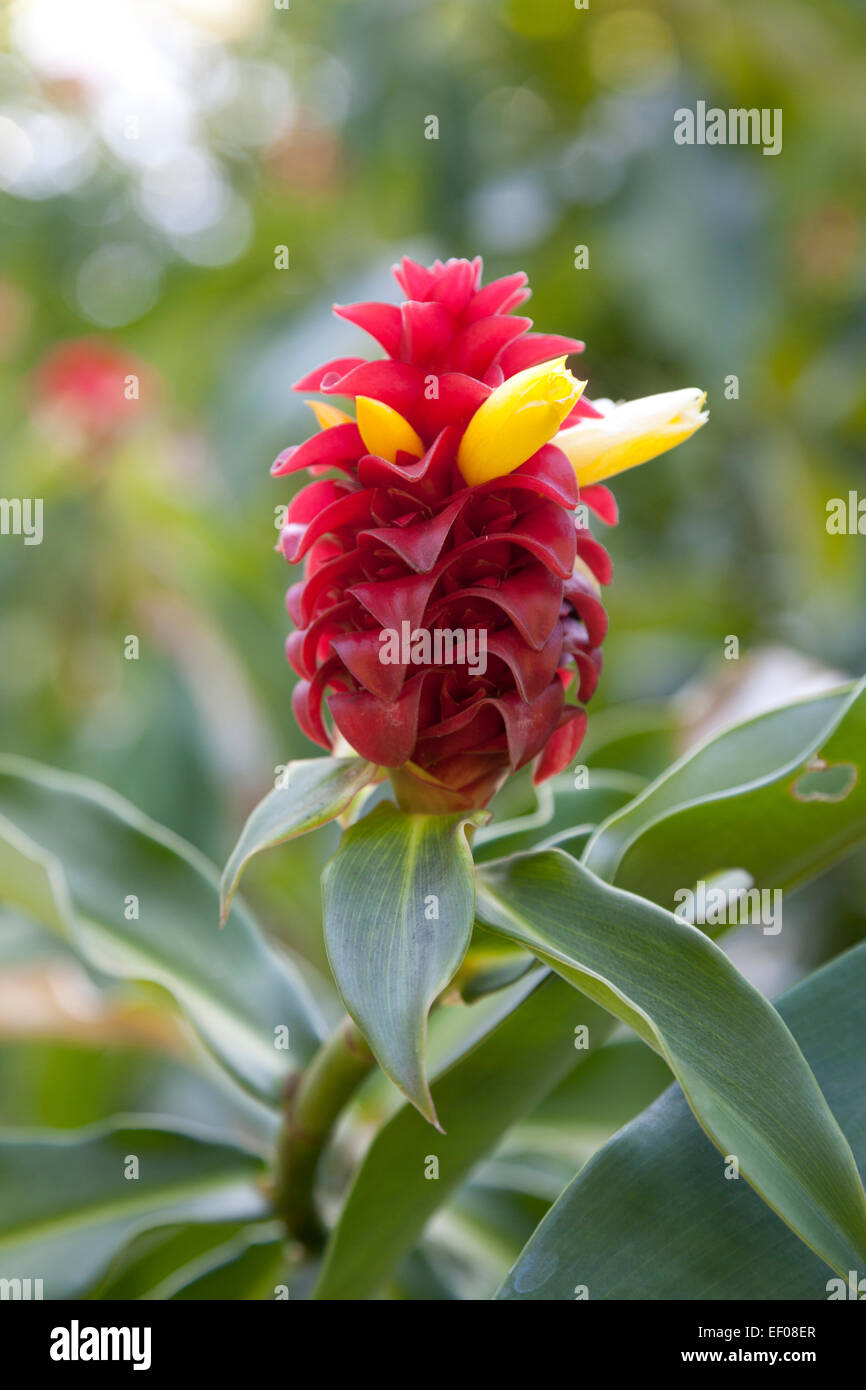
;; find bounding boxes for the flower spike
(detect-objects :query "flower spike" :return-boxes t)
[274,257,706,811]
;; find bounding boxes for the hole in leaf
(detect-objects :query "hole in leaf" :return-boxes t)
[790,757,858,803]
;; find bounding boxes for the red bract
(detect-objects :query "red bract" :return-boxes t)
[275,257,616,811]
[31,337,150,447]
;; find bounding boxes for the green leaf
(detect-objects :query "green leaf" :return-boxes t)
[473,770,643,864]
[0,824,70,936]
[400,1035,673,1299]
[410,1185,548,1301]
[579,700,680,779]
[499,940,866,1300]
[219,757,377,924]
[605,684,866,909]
[584,680,865,897]
[0,757,325,1101]
[475,851,866,1280]
[314,972,616,1300]
[455,928,535,1003]
[156,1226,287,1300]
[494,1033,673,1180]
[0,1038,276,1143]
[94,1221,255,1299]
[321,801,480,1124]
[0,1121,269,1300]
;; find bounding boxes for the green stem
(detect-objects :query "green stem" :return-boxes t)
[274,1015,375,1248]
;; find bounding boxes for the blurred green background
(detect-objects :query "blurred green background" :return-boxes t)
[2,0,865,990]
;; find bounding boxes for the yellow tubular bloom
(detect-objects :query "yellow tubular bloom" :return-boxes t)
[356,396,424,463]
[456,357,584,487]
[554,388,709,487]
[306,399,353,430]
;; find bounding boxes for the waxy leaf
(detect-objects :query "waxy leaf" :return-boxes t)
[315,972,616,1299]
[0,757,325,1101]
[473,769,643,864]
[499,940,866,1300]
[0,1122,269,1300]
[598,682,866,910]
[0,1037,277,1145]
[152,1227,287,1300]
[321,801,480,1124]
[584,680,865,893]
[475,851,866,1281]
[220,756,377,924]
[95,1221,257,1300]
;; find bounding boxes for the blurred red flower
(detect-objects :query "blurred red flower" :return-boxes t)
[31,337,153,449]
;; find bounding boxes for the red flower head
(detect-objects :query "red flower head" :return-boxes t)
[31,337,151,450]
[274,257,706,812]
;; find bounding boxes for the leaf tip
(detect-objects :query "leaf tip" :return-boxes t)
[415,1081,444,1132]
[218,876,234,928]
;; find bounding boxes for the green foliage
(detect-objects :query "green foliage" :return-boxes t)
[321,802,482,1122]
[220,756,378,923]
[0,757,325,1100]
[0,1122,269,1300]
[314,973,616,1299]
[1,0,866,1303]
[475,849,866,1282]
[1,687,865,1300]
[585,680,866,900]
[499,940,866,1300]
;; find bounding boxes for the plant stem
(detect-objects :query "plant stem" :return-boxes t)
[274,1015,375,1248]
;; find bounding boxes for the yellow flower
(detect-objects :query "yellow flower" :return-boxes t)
[306,399,353,430]
[457,357,584,486]
[554,388,708,486]
[356,396,424,463]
